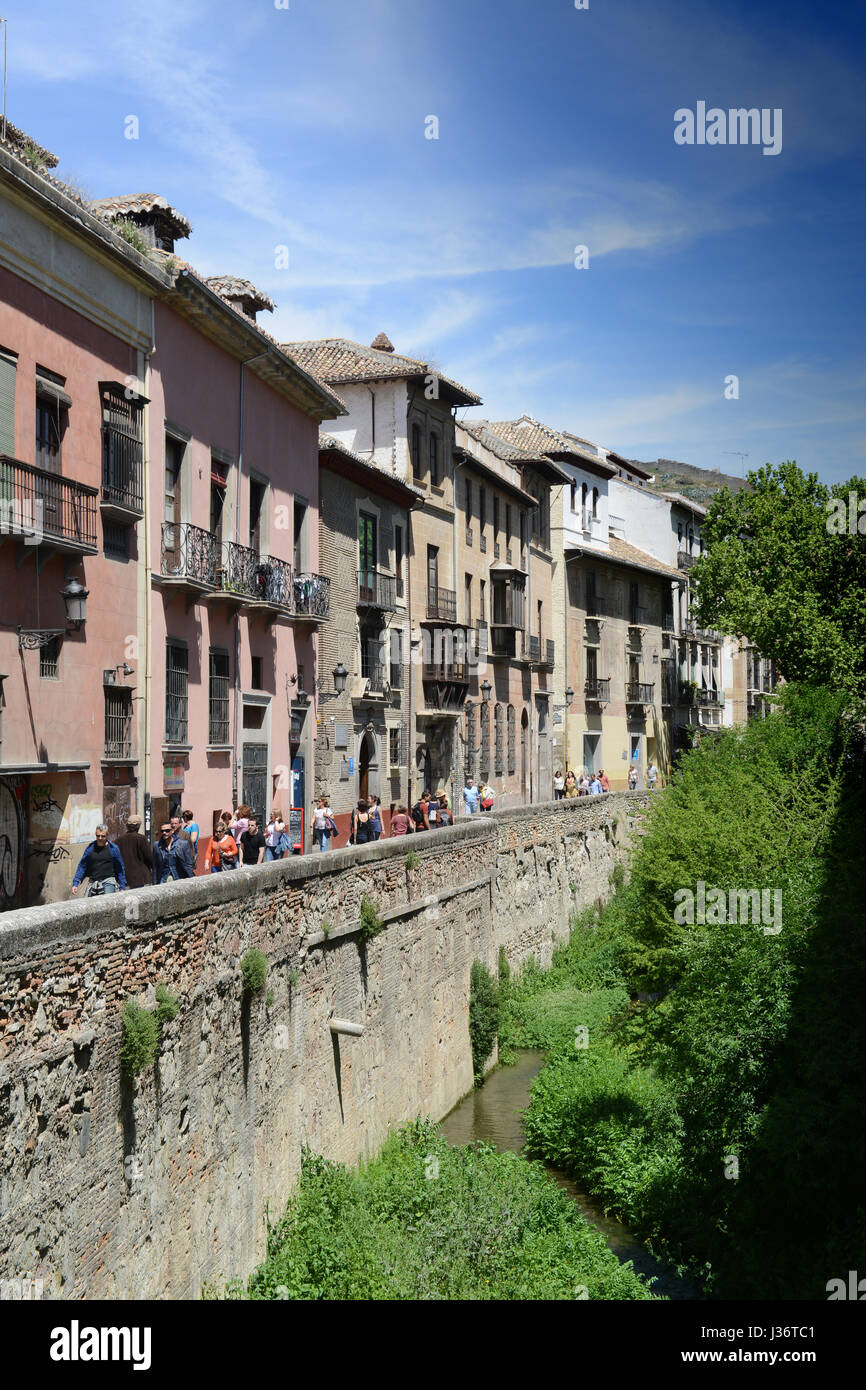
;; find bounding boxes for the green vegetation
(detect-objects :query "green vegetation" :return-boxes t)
[289,968,300,989]
[154,982,179,1027]
[469,960,499,1085]
[17,140,46,172]
[211,1120,657,1300]
[241,949,268,994]
[320,921,334,939]
[120,998,160,1081]
[358,895,384,944]
[502,685,866,1297]
[406,849,420,871]
[112,217,152,257]
[695,461,866,701]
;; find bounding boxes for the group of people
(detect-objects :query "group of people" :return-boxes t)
[553,759,659,798]
[71,805,296,896]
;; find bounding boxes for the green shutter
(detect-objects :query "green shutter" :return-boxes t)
[0,350,17,456]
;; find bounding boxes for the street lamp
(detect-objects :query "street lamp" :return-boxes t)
[16,576,89,648]
[480,679,492,701]
[316,661,348,702]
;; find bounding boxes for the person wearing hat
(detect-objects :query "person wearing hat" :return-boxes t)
[115,815,154,889]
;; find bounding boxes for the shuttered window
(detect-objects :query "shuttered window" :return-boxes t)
[0,349,17,455]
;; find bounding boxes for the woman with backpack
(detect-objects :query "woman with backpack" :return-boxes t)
[265,811,291,861]
[368,796,383,840]
[208,819,239,872]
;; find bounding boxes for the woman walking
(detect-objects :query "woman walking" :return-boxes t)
[265,811,290,861]
[208,819,239,873]
[368,796,383,840]
[564,771,578,799]
[351,799,375,845]
[553,770,565,800]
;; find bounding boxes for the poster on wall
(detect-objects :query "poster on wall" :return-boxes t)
[288,807,303,850]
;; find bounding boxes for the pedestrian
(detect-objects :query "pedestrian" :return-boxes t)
[578,771,590,796]
[115,815,153,889]
[647,760,659,791]
[207,819,238,873]
[351,799,375,844]
[628,763,638,791]
[599,768,611,793]
[589,773,603,795]
[181,809,199,857]
[427,788,441,828]
[240,816,267,865]
[265,810,290,861]
[312,797,334,853]
[553,770,565,800]
[71,824,127,896]
[168,819,195,878]
[564,771,578,798]
[411,790,430,832]
[152,823,173,884]
[368,796,383,840]
[480,783,495,812]
[230,804,252,844]
[438,793,453,827]
[462,777,480,815]
[389,804,413,836]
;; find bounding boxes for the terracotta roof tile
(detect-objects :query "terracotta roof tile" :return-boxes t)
[90,193,191,238]
[607,536,680,578]
[205,275,275,314]
[283,337,482,405]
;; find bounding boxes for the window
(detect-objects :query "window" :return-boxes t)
[629,582,639,624]
[389,728,401,766]
[104,686,133,759]
[249,479,266,555]
[0,347,17,454]
[465,478,472,516]
[103,520,129,559]
[101,384,144,510]
[209,648,230,744]
[592,487,599,519]
[585,645,598,683]
[479,487,486,532]
[586,570,597,615]
[40,635,61,679]
[677,521,684,544]
[505,504,512,550]
[389,628,403,688]
[411,422,423,480]
[163,436,184,575]
[430,432,440,485]
[293,500,308,572]
[570,480,577,512]
[395,524,404,597]
[537,598,543,640]
[36,381,65,473]
[427,544,439,602]
[519,511,526,556]
[359,510,377,576]
[507,705,516,776]
[494,703,504,775]
[297,663,305,695]
[211,458,228,547]
[251,656,263,689]
[465,574,472,625]
[480,578,486,623]
[165,641,189,744]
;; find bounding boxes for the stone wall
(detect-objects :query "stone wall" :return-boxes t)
[0,793,648,1299]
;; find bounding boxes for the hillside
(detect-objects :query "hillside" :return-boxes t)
[631,458,751,506]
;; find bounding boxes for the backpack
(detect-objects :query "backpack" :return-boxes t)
[411,802,426,826]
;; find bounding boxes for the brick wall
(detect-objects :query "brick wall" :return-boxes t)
[0,792,649,1298]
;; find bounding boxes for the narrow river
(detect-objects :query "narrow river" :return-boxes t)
[439,1049,698,1300]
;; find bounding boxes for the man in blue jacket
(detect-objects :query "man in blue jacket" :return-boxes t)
[71,825,127,895]
[168,818,195,878]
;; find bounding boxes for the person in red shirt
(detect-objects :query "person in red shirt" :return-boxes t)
[389,804,414,836]
[599,769,611,793]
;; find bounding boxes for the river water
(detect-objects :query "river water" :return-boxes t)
[439,1049,697,1300]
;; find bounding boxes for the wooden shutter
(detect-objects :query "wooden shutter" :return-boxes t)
[0,350,17,455]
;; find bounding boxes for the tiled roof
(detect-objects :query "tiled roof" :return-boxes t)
[205,275,275,313]
[459,420,550,466]
[607,536,680,578]
[319,433,425,499]
[370,332,394,352]
[0,121,58,168]
[487,417,616,474]
[90,194,191,238]
[282,338,482,405]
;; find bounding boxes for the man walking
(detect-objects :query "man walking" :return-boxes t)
[462,777,480,815]
[239,817,267,865]
[115,815,153,889]
[152,824,173,884]
[71,825,127,896]
[599,769,611,793]
[589,772,603,795]
[168,818,195,879]
[647,760,659,791]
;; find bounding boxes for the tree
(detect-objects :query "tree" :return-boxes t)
[693,461,866,701]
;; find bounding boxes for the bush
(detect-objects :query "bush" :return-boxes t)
[112,217,152,256]
[358,896,384,944]
[469,960,499,1085]
[289,968,300,989]
[241,949,268,994]
[154,982,179,1026]
[320,921,333,939]
[120,998,159,1081]
[406,849,419,871]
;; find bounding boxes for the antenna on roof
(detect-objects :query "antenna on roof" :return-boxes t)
[1,17,7,144]
[724,451,749,478]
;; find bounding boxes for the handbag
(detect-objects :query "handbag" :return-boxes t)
[326,817,338,839]
[481,797,494,810]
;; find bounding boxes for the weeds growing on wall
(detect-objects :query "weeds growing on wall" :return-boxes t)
[501,685,866,1298]
[241,949,268,994]
[211,1120,658,1301]
[469,960,499,1085]
[120,981,180,1081]
[358,896,384,944]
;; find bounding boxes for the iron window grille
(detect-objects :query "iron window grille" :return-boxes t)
[105,686,133,758]
[165,642,189,744]
[209,649,230,744]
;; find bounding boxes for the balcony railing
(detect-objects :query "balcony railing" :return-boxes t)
[480,534,487,554]
[528,635,541,663]
[662,611,675,632]
[625,681,654,705]
[360,640,385,694]
[677,550,697,571]
[293,571,331,620]
[427,585,457,622]
[629,605,649,627]
[161,522,220,586]
[102,426,143,518]
[422,659,468,683]
[679,683,698,706]
[584,677,610,703]
[357,569,396,610]
[476,619,488,662]
[0,455,98,552]
[697,688,723,707]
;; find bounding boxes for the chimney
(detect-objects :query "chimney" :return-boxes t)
[370,332,394,353]
[205,276,275,324]
[90,194,191,252]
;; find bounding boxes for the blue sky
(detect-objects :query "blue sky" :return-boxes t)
[6,0,864,482]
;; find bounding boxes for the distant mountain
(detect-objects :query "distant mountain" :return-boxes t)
[630,458,751,506]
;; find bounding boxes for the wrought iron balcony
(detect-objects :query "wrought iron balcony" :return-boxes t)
[544,638,555,668]
[625,681,654,705]
[677,550,697,571]
[629,605,649,627]
[0,455,98,553]
[101,426,143,521]
[584,677,611,703]
[697,688,723,707]
[357,569,396,611]
[293,571,331,620]
[422,658,468,683]
[528,635,541,663]
[360,640,386,694]
[678,683,698,706]
[161,521,219,588]
[427,585,457,622]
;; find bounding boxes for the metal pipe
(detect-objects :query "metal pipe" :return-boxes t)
[329,1018,364,1037]
[231,351,269,806]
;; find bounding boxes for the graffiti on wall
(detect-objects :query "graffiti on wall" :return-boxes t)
[0,778,25,909]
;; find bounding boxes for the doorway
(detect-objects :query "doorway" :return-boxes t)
[241,743,268,825]
[583,732,600,776]
[359,730,378,803]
